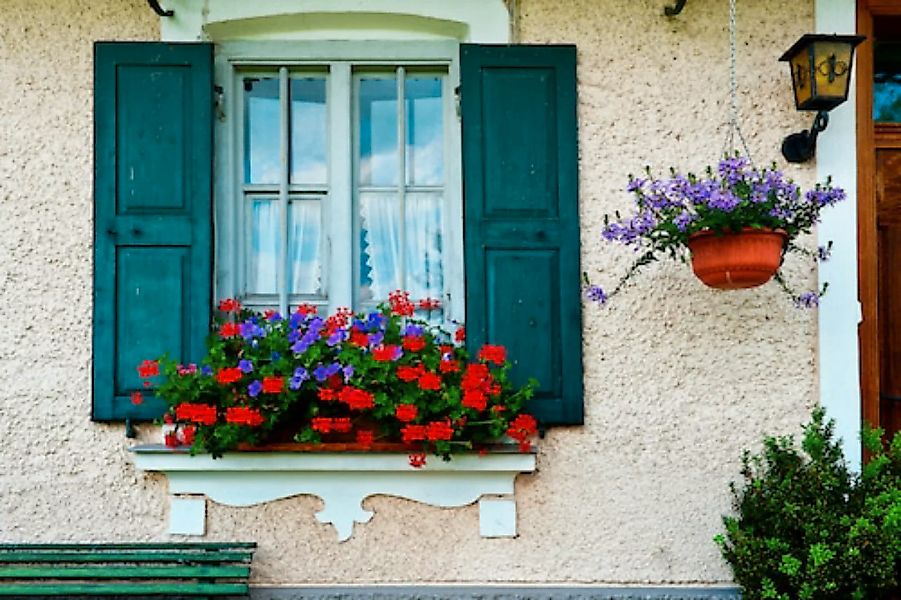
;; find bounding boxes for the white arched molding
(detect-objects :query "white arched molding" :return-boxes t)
[159,0,511,44]
[815,0,861,469]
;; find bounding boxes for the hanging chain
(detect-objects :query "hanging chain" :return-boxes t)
[723,0,753,161]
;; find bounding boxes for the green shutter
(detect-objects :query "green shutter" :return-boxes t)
[93,43,213,421]
[461,44,583,426]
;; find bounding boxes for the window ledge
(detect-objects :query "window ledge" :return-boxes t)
[130,445,536,541]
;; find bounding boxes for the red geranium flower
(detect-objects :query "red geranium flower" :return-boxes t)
[130,391,143,405]
[331,417,352,433]
[418,371,442,391]
[426,420,454,441]
[417,297,442,310]
[175,403,218,426]
[478,344,507,365]
[216,367,243,385]
[339,386,374,410]
[164,431,180,448]
[395,404,418,422]
[219,322,240,338]
[356,429,374,447]
[349,330,370,347]
[454,327,465,343]
[506,414,538,443]
[319,388,337,401]
[397,365,423,382]
[408,453,428,468]
[372,344,402,362]
[137,359,159,378]
[438,359,459,374]
[401,424,427,442]
[389,290,415,316]
[462,390,487,411]
[403,336,426,352]
[181,425,196,445]
[226,406,264,427]
[262,377,284,394]
[311,417,333,433]
[297,303,318,316]
[218,298,241,312]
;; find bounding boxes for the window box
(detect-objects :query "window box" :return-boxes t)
[130,445,535,541]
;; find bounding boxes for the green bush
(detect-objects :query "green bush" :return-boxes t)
[715,409,901,600]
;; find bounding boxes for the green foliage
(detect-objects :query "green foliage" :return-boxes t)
[716,409,901,599]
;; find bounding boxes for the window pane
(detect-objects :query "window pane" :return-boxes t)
[875,42,901,123]
[290,78,327,185]
[405,193,444,303]
[359,192,401,302]
[289,199,322,295]
[359,77,398,187]
[248,199,280,294]
[406,77,444,186]
[244,77,280,184]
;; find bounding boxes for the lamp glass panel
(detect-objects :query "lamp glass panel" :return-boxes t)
[811,41,855,102]
[790,49,813,108]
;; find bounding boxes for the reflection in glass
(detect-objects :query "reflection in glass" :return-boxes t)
[249,200,280,295]
[405,78,444,186]
[359,192,401,301]
[875,43,901,122]
[405,194,444,302]
[244,78,280,184]
[289,200,322,295]
[359,78,398,186]
[290,78,327,185]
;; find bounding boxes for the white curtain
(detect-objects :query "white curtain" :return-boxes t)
[405,194,443,301]
[360,192,401,299]
[249,200,279,294]
[289,200,321,295]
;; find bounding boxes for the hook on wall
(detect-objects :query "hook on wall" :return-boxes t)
[147,0,174,17]
[664,0,687,16]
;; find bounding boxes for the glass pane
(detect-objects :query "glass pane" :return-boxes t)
[875,42,901,122]
[289,199,322,295]
[290,78,327,185]
[244,77,280,184]
[405,77,444,186]
[359,192,401,302]
[359,77,398,187]
[248,199,280,295]
[405,193,444,304]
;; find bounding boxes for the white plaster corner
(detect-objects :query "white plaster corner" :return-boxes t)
[478,498,517,538]
[131,447,536,541]
[169,496,206,536]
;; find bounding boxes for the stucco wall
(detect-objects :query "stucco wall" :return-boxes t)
[0,0,820,586]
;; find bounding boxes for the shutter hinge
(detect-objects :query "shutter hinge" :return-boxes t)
[124,417,137,439]
[214,85,226,122]
[454,86,461,120]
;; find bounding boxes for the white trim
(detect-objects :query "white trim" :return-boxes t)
[815,0,861,469]
[160,0,511,44]
[131,447,535,542]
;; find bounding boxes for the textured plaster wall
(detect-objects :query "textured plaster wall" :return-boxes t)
[0,0,819,587]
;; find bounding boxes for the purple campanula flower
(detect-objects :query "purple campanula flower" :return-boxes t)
[817,245,832,262]
[248,380,262,397]
[201,365,213,377]
[366,312,387,331]
[403,324,424,337]
[238,359,253,374]
[240,321,265,341]
[674,210,696,232]
[266,311,282,322]
[313,364,330,382]
[368,331,384,346]
[343,365,354,382]
[327,329,348,347]
[289,367,309,390]
[796,291,820,308]
[585,285,607,306]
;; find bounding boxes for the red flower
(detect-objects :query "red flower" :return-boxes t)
[395,404,418,422]
[439,344,454,357]
[403,336,426,352]
[491,404,507,413]
[332,417,352,433]
[408,453,428,468]
[164,431,180,448]
[218,298,241,312]
[418,371,442,391]
[311,417,333,433]
[417,297,442,310]
[397,365,423,382]
[327,374,344,389]
[319,388,337,401]
[143,381,152,388]
[389,290,415,316]
[181,426,196,445]
[401,424,427,442]
[262,377,284,394]
[462,390,487,411]
[478,344,507,365]
[438,359,459,374]
[372,344,402,362]
[506,414,538,443]
[297,303,318,317]
[130,391,143,405]
[426,420,454,441]
[518,441,532,453]
[339,386,374,410]
[350,330,370,347]
[356,430,374,447]
[216,367,243,385]
[137,359,159,378]
[226,407,264,426]
[175,403,218,426]
[219,322,240,338]
[163,413,174,425]
[461,363,492,391]
[489,384,502,396]
[454,327,465,343]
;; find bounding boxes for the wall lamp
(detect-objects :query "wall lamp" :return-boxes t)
[779,34,865,163]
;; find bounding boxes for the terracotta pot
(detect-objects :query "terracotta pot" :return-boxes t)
[687,228,787,290]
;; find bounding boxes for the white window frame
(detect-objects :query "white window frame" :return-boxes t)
[214,41,464,326]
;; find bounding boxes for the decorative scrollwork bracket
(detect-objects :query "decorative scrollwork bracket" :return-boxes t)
[147,0,174,17]
[664,0,687,16]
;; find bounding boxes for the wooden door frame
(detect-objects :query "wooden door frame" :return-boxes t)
[857,0,901,441]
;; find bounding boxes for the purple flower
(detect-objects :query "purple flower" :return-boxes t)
[240,321,265,340]
[343,365,355,382]
[238,359,253,374]
[248,380,262,397]
[366,312,387,331]
[201,365,213,377]
[368,331,384,346]
[796,291,820,308]
[313,363,342,382]
[403,324,424,337]
[289,367,308,390]
[674,210,697,232]
[291,331,318,354]
[266,311,283,322]
[327,329,348,347]
[585,285,607,306]
[817,245,832,262]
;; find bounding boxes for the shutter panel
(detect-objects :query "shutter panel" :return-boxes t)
[460,44,583,426]
[93,42,213,421]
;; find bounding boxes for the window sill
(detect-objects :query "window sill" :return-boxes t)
[130,445,536,541]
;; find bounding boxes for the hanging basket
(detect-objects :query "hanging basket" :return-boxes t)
[687,228,787,290]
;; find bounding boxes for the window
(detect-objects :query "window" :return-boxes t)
[216,43,463,326]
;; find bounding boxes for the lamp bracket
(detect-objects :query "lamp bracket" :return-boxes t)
[147,0,174,17]
[782,111,829,164]
[664,0,687,16]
